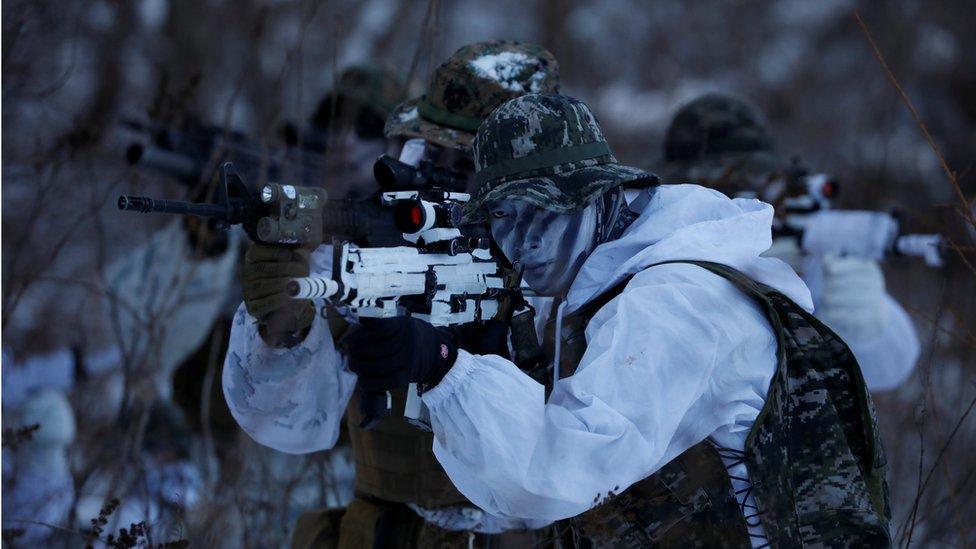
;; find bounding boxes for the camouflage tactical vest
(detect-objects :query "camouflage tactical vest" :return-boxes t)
[343,302,525,509]
[343,315,527,509]
[346,389,469,508]
[544,261,891,548]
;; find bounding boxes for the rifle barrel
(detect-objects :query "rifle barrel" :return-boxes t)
[117,195,232,219]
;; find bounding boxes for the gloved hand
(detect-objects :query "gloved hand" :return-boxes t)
[456,318,511,358]
[817,254,889,343]
[342,317,458,391]
[243,243,315,348]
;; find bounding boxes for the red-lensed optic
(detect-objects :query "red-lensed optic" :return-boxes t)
[822,180,837,198]
[394,200,427,233]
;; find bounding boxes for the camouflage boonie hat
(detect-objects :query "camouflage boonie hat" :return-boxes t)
[311,65,405,128]
[385,41,559,152]
[655,93,789,185]
[464,94,658,221]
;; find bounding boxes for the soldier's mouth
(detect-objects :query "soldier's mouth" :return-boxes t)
[522,261,552,273]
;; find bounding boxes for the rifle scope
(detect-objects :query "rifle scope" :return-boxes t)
[373,154,466,192]
[392,198,462,235]
[802,173,839,203]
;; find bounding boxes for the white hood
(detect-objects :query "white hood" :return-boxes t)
[567,184,813,313]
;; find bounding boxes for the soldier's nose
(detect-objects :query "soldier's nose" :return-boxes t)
[521,238,543,254]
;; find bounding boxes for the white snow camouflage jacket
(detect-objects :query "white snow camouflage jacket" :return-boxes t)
[222,184,813,527]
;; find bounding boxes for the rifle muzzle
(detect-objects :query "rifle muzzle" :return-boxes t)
[118,195,153,212]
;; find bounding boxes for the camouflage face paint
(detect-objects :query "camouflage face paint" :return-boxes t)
[488,198,596,296]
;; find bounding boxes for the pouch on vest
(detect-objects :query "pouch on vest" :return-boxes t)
[336,497,424,549]
[346,389,469,507]
[291,507,344,549]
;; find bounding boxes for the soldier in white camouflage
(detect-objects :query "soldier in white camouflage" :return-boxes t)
[349,93,892,547]
[657,93,921,394]
[223,41,562,549]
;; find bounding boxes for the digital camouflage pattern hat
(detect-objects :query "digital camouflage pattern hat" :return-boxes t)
[655,93,789,187]
[384,41,559,152]
[311,65,405,130]
[464,93,658,220]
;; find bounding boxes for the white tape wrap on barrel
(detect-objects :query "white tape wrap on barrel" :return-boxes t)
[290,277,340,299]
[895,234,944,267]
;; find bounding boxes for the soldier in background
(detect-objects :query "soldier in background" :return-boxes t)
[0,65,408,541]
[305,65,405,198]
[171,64,406,445]
[655,93,921,392]
[225,41,562,548]
[166,64,407,537]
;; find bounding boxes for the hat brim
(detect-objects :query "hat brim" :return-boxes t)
[463,162,658,223]
[384,97,475,152]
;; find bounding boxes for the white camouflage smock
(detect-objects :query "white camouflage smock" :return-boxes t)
[223,184,814,535]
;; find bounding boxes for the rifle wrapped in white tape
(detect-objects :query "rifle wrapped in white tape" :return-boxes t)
[288,242,506,326]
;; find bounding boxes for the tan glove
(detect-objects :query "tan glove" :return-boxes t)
[242,243,315,347]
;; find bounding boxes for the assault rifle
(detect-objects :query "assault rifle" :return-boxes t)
[118,157,514,428]
[288,189,509,429]
[768,174,944,267]
[122,118,479,247]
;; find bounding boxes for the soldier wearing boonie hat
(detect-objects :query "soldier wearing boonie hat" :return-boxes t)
[348,93,891,547]
[659,93,921,397]
[385,40,559,153]
[463,93,657,219]
[653,93,793,197]
[220,42,565,549]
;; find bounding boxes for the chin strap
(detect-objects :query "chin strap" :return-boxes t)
[595,186,644,245]
[552,299,568,385]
